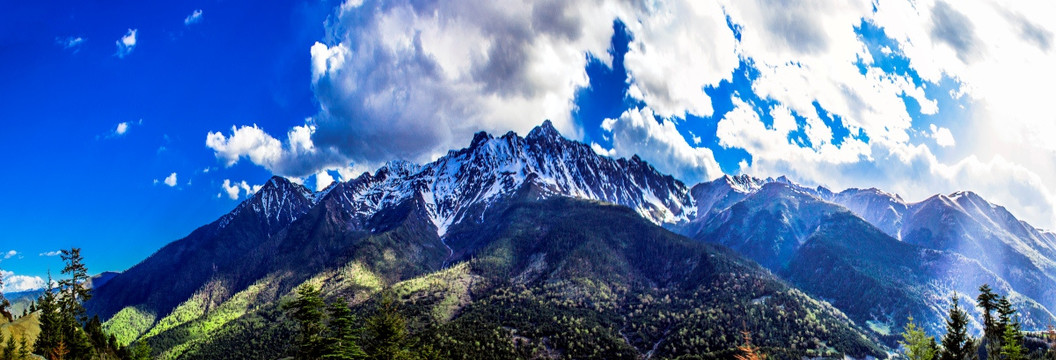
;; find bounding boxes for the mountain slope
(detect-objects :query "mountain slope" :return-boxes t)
[828,188,1056,316]
[91,120,1056,354]
[679,177,1056,340]
[88,177,316,320]
[140,197,887,359]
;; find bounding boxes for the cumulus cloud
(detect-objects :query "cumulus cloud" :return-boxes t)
[206,123,347,178]
[220,179,263,200]
[930,124,956,147]
[39,250,61,257]
[184,9,203,26]
[314,170,335,192]
[1,250,17,261]
[599,107,723,184]
[115,29,137,58]
[1,270,46,293]
[305,0,620,167]
[116,122,129,135]
[203,0,1056,229]
[622,1,738,119]
[164,172,178,187]
[715,98,869,167]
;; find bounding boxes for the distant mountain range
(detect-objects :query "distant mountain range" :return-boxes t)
[85,121,1056,358]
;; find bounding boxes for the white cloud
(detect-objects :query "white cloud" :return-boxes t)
[115,29,138,58]
[2,250,16,260]
[39,250,61,257]
[220,179,263,200]
[314,170,335,192]
[115,122,129,135]
[622,1,738,119]
[57,36,85,51]
[930,124,956,147]
[305,0,622,168]
[184,9,203,26]
[201,0,1056,229]
[718,99,869,163]
[164,172,178,187]
[205,123,347,177]
[1,271,46,293]
[590,142,616,157]
[600,107,723,185]
[221,179,241,200]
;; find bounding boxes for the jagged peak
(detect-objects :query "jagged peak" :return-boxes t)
[527,119,562,140]
[258,176,311,199]
[378,159,422,178]
[470,131,493,148]
[722,174,769,193]
[837,187,905,202]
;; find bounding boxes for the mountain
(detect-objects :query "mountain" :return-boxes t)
[90,120,1056,357]
[826,188,1056,316]
[88,122,895,358]
[676,177,1056,340]
[126,197,887,359]
[88,177,316,320]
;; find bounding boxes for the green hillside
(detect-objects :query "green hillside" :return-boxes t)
[103,197,886,359]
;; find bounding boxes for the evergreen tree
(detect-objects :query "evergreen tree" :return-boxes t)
[59,248,91,324]
[17,336,28,360]
[57,248,93,360]
[978,285,998,335]
[34,273,62,358]
[996,297,1023,343]
[978,284,1002,360]
[941,295,975,360]
[323,300,366,360]
[284,283,327,360]
[130,341,151,360]
[901,317,938,360]
[363,293,411,360]
[1000,321,1024,360]
[2,334,15,360]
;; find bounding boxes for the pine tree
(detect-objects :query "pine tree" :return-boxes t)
[1000,321,1024,360]
[996,297,1023,342]
[285,283,327,360]
[977,284,1002,360]
[57,248,93,360]
[130,341,151,360]
[323,300,366,360]
[59,248,91,324]
[363,293,410,360]
[941,295,975,360]
[2,334,15,360]
[17,337,28,360]
[901,317,938,360]
[34,273,62,358]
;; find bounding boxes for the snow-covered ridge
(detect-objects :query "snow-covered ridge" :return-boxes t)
[309,120,694,237]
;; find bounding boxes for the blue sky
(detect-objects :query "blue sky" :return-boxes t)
[0,0,336,290]
[3,0,1056,292]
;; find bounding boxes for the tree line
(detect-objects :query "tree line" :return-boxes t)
[283,283,446,360]
[1,249,151,360]
[900,284,1056,360]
